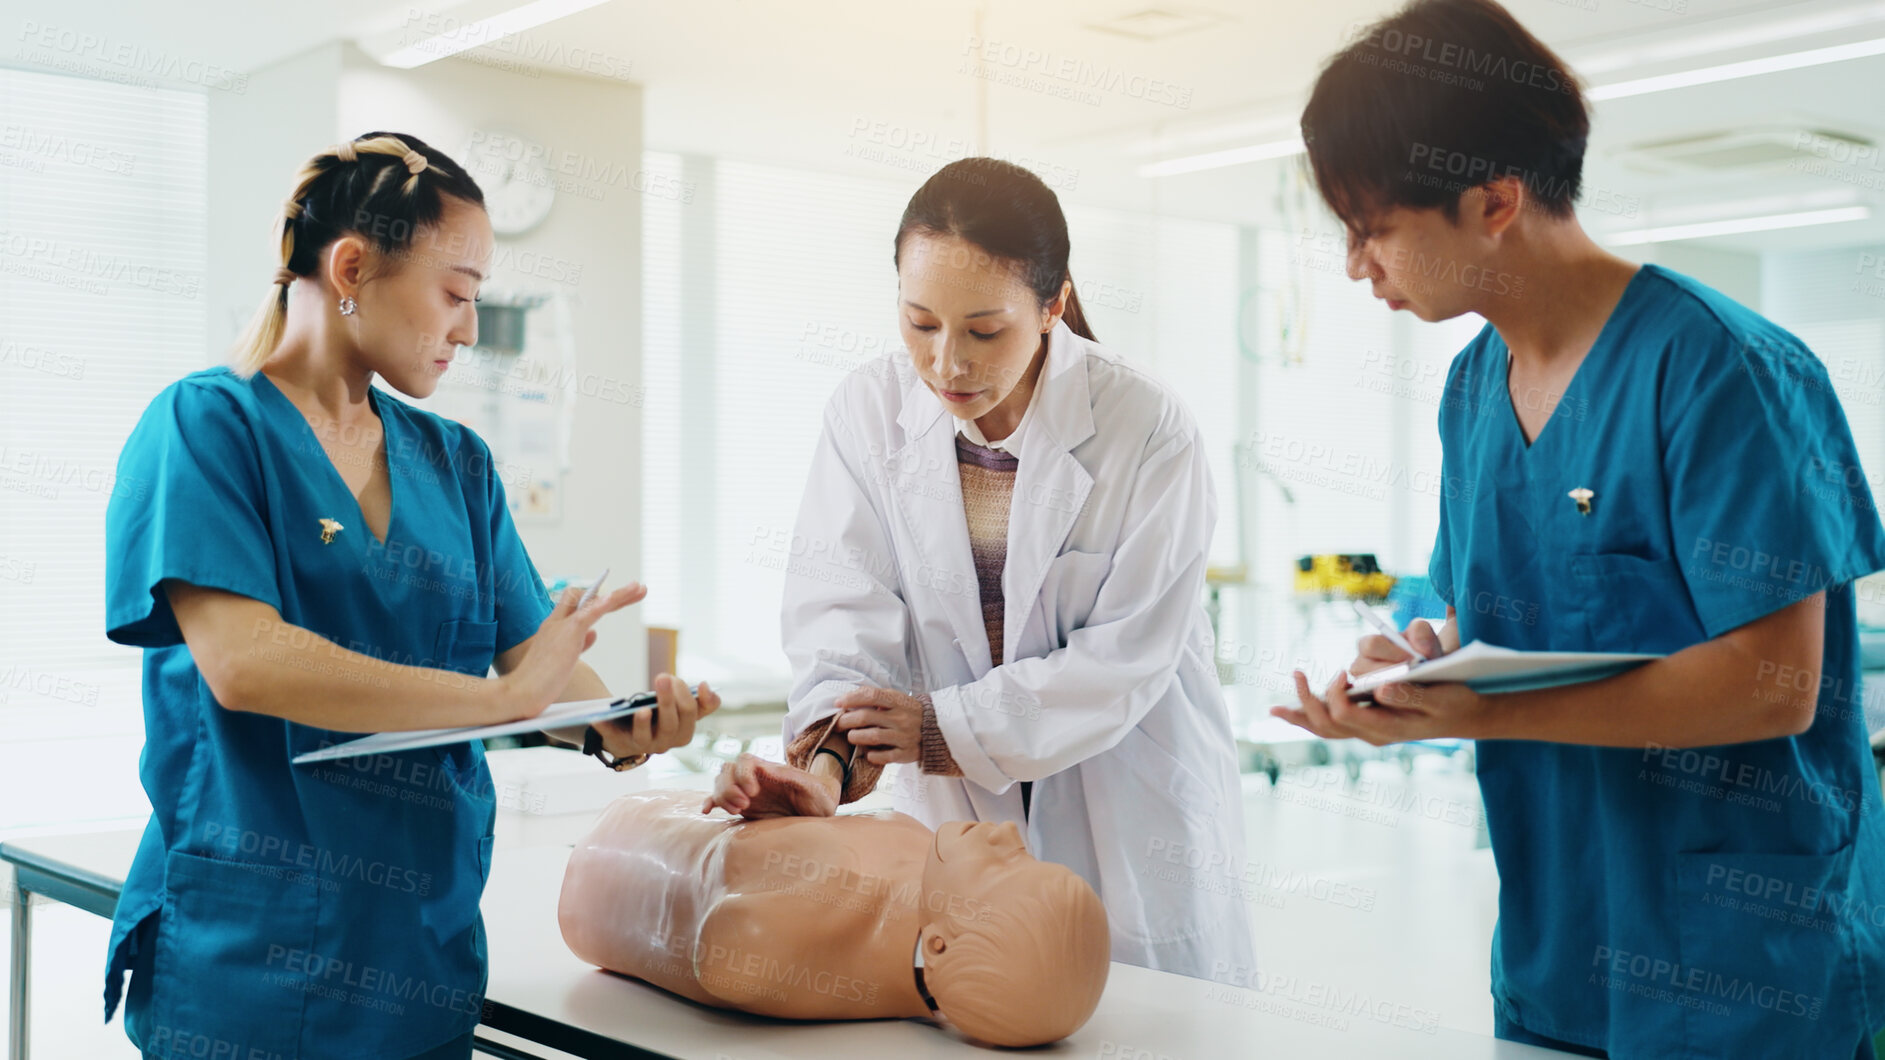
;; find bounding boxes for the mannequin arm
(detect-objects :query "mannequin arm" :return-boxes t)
[785,714,870,803]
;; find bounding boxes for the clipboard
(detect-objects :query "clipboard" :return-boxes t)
[291,692,662,764]
[1347,641,1661,703]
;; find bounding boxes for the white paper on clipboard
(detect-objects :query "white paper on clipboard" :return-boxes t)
[291,694,656,764]
[1347,641,1661,700]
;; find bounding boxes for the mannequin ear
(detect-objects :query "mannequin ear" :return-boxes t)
[921,926,949,957]
[916,926,950,1022]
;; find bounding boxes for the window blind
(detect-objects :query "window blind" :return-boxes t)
[0,67,207,742]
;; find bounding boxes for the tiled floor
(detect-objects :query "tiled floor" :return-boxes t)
[1236,757,1500,1036]
[0,753,1500,1057]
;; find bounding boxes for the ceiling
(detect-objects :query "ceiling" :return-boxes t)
[22,0,1885,253]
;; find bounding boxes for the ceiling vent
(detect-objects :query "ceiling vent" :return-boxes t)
[1085,8,1227,41]
[1614,126,1875,175]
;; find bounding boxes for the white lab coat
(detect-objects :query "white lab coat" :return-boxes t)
[781,321,1256,983]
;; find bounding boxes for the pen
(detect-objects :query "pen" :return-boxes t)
[1350,599,1431,664]
[578,567,610,608]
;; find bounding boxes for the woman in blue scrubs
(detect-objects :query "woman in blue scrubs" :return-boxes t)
[1277,2,1885,1057]
[102,132,718,1059]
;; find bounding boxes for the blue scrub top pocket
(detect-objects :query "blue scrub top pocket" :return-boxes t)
[1670,842,1863,1053]
[430,617,501,793]
[149,849,320,1057]
[1568,551,1698,655]
[433,618,500,676]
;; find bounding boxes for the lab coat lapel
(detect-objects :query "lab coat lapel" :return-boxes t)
[1004,323,1094,663]
[892,373,995,674]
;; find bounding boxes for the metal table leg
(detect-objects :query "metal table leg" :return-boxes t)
[8,883,29,1060]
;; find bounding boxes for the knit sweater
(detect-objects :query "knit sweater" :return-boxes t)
[917,436,1019,777]
[785,434,1017,795]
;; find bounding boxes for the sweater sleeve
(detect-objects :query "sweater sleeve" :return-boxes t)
[783,712,885,805]
[917,693,964,777]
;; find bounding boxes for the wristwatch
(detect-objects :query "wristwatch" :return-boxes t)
[582,725,650,772]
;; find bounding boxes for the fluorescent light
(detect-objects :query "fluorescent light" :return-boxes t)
[1604,206,1870,246]
[1137,137,1304,178]
[381,0,611,69]
[1590,36,1885,100]
[1575,2,1885,76]
[1128,115,1300,158]
[1142,25,1885,177]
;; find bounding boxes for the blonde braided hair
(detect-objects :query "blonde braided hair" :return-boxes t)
[229,133,479,377]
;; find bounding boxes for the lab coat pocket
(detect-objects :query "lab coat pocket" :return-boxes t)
[1116,725,1221,815]
[1105,727,1233,946]
[1568,551,1698,654]
[1036,550,1112,647]
[151,849,317,1055]
[1668,845,1859,1055]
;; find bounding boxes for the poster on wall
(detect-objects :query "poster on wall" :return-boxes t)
[409,289,576,521]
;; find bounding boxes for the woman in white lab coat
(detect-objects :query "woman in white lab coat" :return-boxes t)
[704,157,1255,984]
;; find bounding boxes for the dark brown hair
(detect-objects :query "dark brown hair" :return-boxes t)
[1300,0,1588,232]
[230,131,486,375]
[894,157,1096,341]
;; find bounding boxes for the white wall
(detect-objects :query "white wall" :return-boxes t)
[1629,242,1763,309]
[207,43,648,694]
[205,44,343,352]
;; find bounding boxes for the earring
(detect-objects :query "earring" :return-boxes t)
[338,296,357,316]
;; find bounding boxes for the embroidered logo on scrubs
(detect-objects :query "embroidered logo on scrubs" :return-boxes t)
[1567,488,1594,516]
[318,517,345,544]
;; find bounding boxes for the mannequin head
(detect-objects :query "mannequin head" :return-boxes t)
[916,820,1110,1047]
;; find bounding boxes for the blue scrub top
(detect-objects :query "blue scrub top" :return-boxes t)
[1432,264,1885,1057]
[102,367,554,1058]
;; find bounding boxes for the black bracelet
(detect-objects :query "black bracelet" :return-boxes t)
[813,746,850,789]
[582,724,648,772]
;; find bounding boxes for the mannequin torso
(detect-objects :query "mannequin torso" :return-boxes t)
[558,791,931,1019]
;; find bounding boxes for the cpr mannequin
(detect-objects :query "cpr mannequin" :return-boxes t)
[556,766,1111,1047]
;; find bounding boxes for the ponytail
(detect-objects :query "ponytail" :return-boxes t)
[228,132,486,377]
[1058,280,1097,342]
[228,273,292,378]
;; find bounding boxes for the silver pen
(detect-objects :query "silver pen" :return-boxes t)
[577,567,610,608]
[1350,599,1432,664]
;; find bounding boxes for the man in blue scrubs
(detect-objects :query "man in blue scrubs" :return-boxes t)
[1275,2,1885,1056]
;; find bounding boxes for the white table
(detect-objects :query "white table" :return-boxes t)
[3,826,1577,1059]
